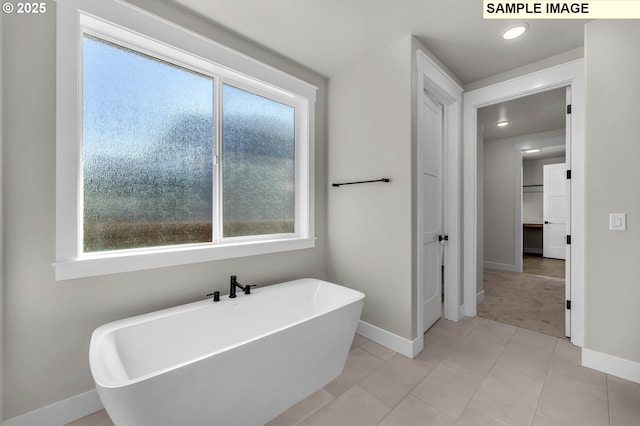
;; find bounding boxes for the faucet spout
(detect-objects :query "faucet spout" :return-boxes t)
[229,275,245,299]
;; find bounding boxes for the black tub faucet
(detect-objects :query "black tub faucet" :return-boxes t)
[229,275,255,298]
[229,275,255,299]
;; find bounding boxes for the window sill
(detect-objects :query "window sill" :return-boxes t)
[53,237,316,281]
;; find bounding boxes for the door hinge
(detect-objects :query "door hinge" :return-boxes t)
[566,235,572,244]
[566,169,571,179]
[566,300,571,310]
[567,104,572,114]
[438,235,449,242]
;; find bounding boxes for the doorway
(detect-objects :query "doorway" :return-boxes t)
[523,158,567,279]
[463,59,585,347]
[523,157,567,278]
[476,87,569,338]
[420,91,445,332]
[415,50,463,356]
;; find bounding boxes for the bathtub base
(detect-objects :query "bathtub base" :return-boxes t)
[96,294,363,426]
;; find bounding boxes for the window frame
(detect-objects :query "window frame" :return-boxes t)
[54,0,316,280]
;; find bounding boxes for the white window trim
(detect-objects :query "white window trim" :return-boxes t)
[54,0,316,281]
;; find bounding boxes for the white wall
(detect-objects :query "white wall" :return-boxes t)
[327,35,461,342]
[0,10,5,423]
[465,47,583,92]
[523,156,565,188]
[483,131,564,268]
[584,21,640,365]
[327,36,414,339]
[522,156,565,222]
[2,1,328,419]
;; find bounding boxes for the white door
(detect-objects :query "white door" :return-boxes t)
[421,92,443,332]
[543,163,567,260]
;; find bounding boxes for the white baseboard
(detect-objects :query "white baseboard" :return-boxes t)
[582,348,640,384]
[2,389,103,426]
[357,320,421,359]
[476,290,485,305]
[484,261,519,273]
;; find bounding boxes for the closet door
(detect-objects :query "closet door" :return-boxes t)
[543,163,567,260]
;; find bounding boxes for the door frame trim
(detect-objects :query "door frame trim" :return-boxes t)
[463,59,585,346]
[416,50,463,349]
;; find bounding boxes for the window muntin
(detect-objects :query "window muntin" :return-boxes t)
[82,35,215,252]
[221,84,295,238]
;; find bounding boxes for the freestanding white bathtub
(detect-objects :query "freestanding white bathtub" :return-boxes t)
[89,278,364,426]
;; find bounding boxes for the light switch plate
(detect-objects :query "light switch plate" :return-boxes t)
[609,213,626,231]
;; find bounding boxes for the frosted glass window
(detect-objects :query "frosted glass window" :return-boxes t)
[82,35,214,252]
[222,84,295,237]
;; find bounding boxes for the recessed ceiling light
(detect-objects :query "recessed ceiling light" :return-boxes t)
[524,149,540,153]
[496,120,509,127]
[502,24,528,40]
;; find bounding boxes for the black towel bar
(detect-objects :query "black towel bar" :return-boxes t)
[332,178,390,187]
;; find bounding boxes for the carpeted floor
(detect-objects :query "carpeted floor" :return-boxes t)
[478,268,566,338]
[522,254,565,278]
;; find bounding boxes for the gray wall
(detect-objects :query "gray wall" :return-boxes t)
[326,35,461,341]
[523,157,566,189]
[584,21,640,364]
[483,132,564,268]
[483,138,517,266]
[465,47,584,92]
[522,156,565,222]
[2,1,328,419]
[327,36,414,340]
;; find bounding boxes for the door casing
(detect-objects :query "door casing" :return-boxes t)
[415,50,463,357]
[420,91,444,332]
[463,59,585,347]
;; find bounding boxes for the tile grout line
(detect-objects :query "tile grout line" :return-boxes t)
[287,390,336,426]
[533,336,556,425]
[374,318,485,425]
[362,349,437,425]
[302,340,402,426]
[447,322,517,425]
[531,336,567,426]
[293,337,374,426]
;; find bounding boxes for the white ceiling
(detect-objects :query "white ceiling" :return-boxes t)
[169,0,580,143]
[522,145,565,160]
[171,0,587,83]
[478,87,567,141]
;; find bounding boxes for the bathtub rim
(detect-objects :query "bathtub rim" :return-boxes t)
[89,278,364,389]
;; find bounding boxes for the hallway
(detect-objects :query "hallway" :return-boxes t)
[479,256,566,338]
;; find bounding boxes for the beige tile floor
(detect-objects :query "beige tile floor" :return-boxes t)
[67,317,640,426]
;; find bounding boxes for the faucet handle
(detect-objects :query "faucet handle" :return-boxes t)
[206,291,220,302]
[244,284,257,295]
